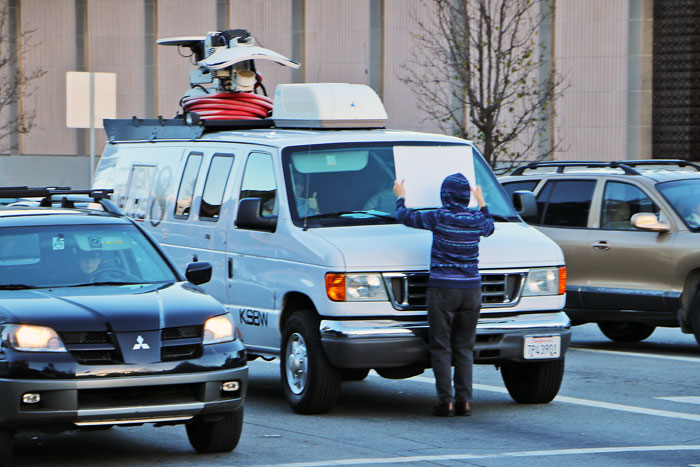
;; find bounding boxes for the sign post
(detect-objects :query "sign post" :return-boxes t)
[66,71,116,187]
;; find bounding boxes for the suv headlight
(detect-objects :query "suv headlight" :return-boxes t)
[1,324,67,352]
[325,273,389,301]
[203,313,235,344]
[522,267,566,296]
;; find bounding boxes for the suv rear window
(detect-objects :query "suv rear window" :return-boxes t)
[535,180,596,227]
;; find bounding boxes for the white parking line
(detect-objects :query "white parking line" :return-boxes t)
[266,445,700,467]
[409,375,700,422]
[657,396,700,405]
[570,347,700,363]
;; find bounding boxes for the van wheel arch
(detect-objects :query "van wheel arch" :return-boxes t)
[279,292,317,335]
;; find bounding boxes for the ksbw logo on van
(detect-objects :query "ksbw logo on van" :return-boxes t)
[239,308,269,327]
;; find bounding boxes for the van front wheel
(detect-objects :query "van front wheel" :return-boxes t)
[281,310,341,414]
[500,359,565,403]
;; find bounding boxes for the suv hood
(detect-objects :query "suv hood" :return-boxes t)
[0,282,225,332]
[309,221,564,270]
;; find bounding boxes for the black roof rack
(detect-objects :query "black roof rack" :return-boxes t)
[511,161,641,176]
[104,116,275,142]
[616,159,700,171]
[0,187,122,215]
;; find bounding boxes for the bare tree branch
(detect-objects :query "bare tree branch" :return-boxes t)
[400,0,567,173]
[0,1,46,153]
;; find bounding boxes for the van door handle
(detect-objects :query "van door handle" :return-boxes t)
[228,258,233,278]
[592,241,611,251]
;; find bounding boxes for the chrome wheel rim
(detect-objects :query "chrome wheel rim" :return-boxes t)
[285,332,308,395]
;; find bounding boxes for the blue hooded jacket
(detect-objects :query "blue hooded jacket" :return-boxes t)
[395,173,495,289]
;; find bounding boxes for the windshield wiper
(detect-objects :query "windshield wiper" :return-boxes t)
[72,281,143,287]
[305,211,396,220]
[0,284,39,290]
[491,214,518,222]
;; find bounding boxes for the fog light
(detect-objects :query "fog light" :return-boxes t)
[221,381,239,392]
[22,393,40,404]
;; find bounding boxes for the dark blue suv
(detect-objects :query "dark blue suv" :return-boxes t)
[0,187,247,463]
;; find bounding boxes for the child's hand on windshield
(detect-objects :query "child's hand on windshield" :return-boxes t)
[393,179,406,198]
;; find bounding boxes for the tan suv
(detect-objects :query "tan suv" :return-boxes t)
[499,160,700,347]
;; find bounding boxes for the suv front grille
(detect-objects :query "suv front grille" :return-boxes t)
[59,331,122,364]
[59,325,204,365]
[161,325,203,361]
[384,272,525,311]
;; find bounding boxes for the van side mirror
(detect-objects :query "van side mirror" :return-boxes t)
[185,261,212,285]
[236,197,277,232]
[631,213,670,233]
[512,190,538,222]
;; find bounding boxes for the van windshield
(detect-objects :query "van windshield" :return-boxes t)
[282,142,518,228]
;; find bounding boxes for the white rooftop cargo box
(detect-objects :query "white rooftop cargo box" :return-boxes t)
[272,83,388,128]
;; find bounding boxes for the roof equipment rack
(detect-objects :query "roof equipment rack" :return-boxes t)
[511,161,641,176]
[103,116,275,142]
[0,187,122,215]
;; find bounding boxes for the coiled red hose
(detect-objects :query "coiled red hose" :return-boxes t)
[182,92,273,120]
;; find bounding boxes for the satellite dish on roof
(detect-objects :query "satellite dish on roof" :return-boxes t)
[200,44,300,70]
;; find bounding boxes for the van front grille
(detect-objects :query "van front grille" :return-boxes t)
[383,272,525,310]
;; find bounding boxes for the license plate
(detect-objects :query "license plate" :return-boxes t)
[523,335,561,359]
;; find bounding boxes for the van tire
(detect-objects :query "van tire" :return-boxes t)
[690,291,700,347]
[500,359,565,403]
[186,409,243,453]
[597,322,656,342]
[281,310,341,414]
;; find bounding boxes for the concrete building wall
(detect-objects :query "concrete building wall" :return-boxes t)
[1,0,659,187]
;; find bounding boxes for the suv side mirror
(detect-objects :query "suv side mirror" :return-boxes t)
[631,213,670,233]
[185,261,212,285]
[236,198,277,232]
[512,190,538,222]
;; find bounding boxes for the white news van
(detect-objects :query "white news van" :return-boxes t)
[94,82,570,414]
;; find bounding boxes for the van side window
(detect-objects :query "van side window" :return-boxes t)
[199,154,235,221]
[601,181,659,230]
[174,153,203,219]
[240,152,276,217]
[536,180,595,227]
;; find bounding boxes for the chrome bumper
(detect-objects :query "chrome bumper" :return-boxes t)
[320,312,571,368]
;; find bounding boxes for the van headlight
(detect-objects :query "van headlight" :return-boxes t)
[325,273,388,301]
[203,313,235,344]
[1,324,67,352]
[522,267,566,296]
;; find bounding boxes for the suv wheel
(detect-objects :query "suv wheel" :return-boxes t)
[500,359,565,403]
[690,291,700,347]
[281,310,341,414]
[0,430,13,465]
[186,409,243,453]
[597,322,655,342]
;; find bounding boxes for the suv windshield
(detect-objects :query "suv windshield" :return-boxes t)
[282,143,516,227]
[656,178,700,231]
[0,224,178,288]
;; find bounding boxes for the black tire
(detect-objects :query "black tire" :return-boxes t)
[342,368,370,381]
[0,430,13,466]
[500,359,565,404]
[690,291,700,348]
[597,322,656,342]
[281,310,341,414]
[186,409,243,453]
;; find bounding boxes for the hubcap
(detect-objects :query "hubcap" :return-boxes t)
[285,332,308,395]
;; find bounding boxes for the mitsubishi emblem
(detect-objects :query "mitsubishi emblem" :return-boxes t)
[132,335,151,350]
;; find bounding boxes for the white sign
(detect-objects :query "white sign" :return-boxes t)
[66,71,116,128]
[393,145,477,208]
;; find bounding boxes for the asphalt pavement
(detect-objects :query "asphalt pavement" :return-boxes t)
[10,323,700,466]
